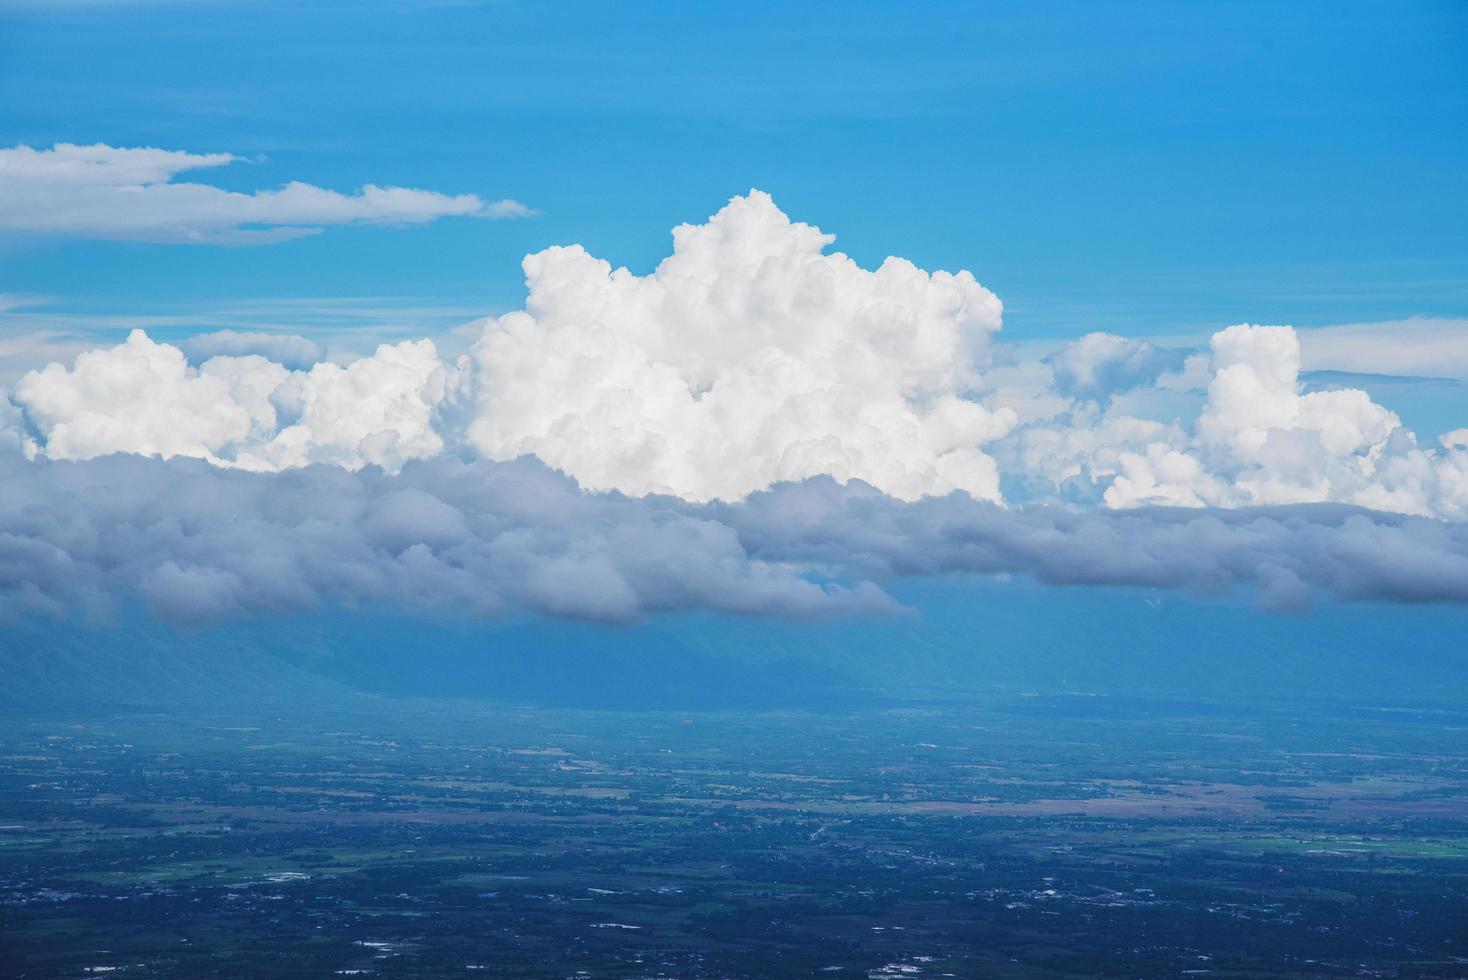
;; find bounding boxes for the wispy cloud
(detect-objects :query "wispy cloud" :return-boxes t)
[0,294,51,314]
[0,295,495,382]
[1296,317,1468,381]
[177,330,325,371]
[0,143,535,245]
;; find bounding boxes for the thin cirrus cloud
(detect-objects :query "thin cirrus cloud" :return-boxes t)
[1295,318,1468,382]
[178,330,325,371]
[2,191,1467,625]
[0,143,536,244]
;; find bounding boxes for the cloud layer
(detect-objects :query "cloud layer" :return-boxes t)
[1031,324,1468,519]
[723,478,1468,610]
[1297,318,1468,382]
[179,330,325,371]
[2,190,1467,627]
[0,454,889,625]
[3,454,1466,627]
[0,143,534,244]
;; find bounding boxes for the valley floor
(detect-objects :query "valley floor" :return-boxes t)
[1,695,1466,978]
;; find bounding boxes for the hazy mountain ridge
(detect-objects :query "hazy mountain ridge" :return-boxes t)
[4,580,1465,716]
[0,614,356,714]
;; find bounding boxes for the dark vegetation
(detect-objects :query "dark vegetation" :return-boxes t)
[1,695,1466,978]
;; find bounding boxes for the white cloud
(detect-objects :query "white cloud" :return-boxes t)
[0,294,49,314]
[1201,324,1398,462]
[234,338,462,472]
[1046,332,1187,402]
[0,142,535,245]
[1085,324,1468,519]
[0,330,99,387]
[2,190,1468,628]
[467,190,1014,502]
[179,330,325,370]
[2,191,1467,526]
[0,391,29,458]
[10,329,459,472]
[1296,317,1468,381]
[1001,409,1194,504]
[13,330,273,462]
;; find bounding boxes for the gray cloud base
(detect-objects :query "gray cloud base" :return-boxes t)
[3,454,1467,627]
[720,479,1468,609]
[0,453,892,625]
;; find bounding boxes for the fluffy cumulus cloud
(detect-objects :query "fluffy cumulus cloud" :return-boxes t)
[1045,332,1189,402]
[988,322,1468,520]
[10,329,460,472]
[0,143,535,244]
[3,190,1468,627]
[467,191,1014,502]
[4,191,1466,520]
[1087,325,1468,518]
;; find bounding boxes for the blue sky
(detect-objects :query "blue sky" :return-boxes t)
[2,0,1466,341]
